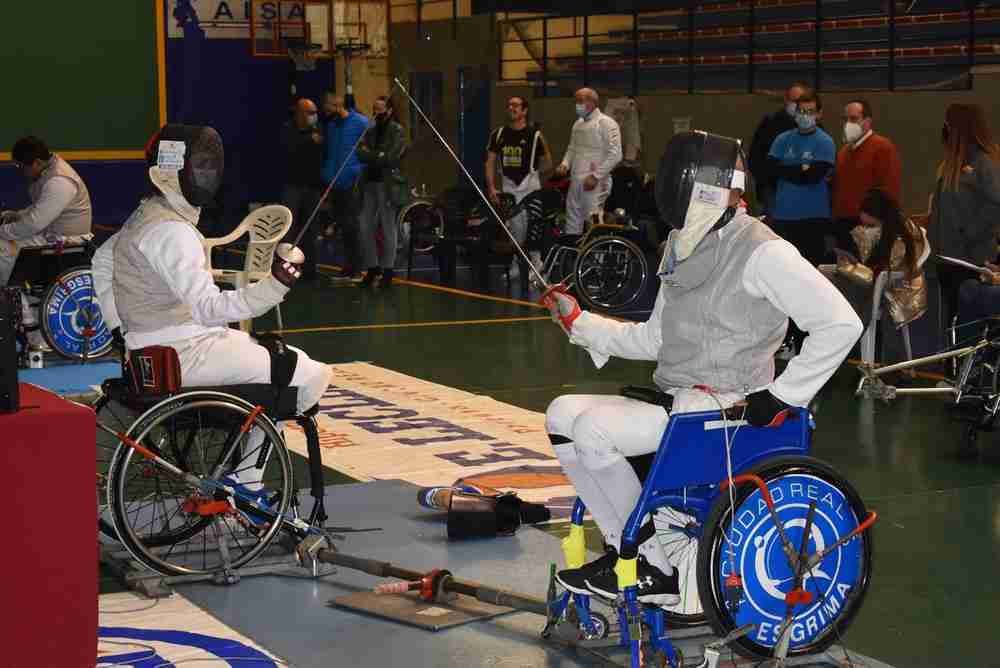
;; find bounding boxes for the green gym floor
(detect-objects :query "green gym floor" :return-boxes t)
[104,264,1000,668]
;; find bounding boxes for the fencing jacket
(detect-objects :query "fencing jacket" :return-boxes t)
[560,109,622,182]
[567,212,862,413]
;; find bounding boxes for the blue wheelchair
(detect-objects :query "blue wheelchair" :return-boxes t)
[545,406,876,667]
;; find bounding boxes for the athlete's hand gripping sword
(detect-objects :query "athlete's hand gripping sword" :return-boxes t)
[392,77,553,292]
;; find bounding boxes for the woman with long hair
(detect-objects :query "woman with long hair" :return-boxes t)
[927,103,1000,329]
[826,188,928,328]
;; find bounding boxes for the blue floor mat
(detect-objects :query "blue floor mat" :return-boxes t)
[19,360,119,396]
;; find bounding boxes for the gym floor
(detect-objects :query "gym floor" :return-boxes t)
[102,259,1000,668]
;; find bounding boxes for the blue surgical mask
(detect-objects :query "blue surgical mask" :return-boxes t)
[575,103,589,119]
[796,112,816,131]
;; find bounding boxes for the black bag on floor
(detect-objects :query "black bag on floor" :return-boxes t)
[446,491,551,539]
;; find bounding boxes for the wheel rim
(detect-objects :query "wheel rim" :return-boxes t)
[400,200,440,253]
[655,507,705,623]
[110,399,291,576]
[706,470,870,655]
[575,237,647,310]
[41,267,113,359]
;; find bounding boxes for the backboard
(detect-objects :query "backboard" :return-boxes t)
[250,0,335,59]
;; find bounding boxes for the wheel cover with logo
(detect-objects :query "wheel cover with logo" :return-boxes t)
[41,267,113,359]
[698,458,872,658]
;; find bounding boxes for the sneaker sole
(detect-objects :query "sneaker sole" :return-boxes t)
[585,581,681,606]
[554,573,592,596]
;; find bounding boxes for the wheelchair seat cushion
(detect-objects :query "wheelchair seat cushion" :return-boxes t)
[102,377,299,420]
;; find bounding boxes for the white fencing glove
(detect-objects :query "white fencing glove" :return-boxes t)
[540,284,581,334]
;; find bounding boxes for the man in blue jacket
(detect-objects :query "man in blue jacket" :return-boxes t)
[322,93,369,280]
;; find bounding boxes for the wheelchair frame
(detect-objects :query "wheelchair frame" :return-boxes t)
[547,408,877,668]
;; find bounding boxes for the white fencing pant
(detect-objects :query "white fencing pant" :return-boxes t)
[546,393,674,573]
[564,176,612,236]
[502,172,541,245]
[168,329,332,488]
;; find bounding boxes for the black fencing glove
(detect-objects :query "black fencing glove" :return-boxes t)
[745,389,791,427]
[272,242,305,288]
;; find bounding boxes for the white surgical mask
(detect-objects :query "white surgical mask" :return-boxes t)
[785,102,798,117]
[843,121,864,144]
[575,103,589,119]
[306,113,318,128]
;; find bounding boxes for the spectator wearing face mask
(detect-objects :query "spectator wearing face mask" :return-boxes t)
[830,100,901,258]
[766,92,835,266]
[280,97,324,279]
[748,82,809,216]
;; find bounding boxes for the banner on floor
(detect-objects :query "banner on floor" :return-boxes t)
[98,592,282,667]
[283,362,576,518]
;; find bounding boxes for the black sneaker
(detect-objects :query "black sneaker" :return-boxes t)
[585,555,680,605]
[555,546,617,595]
[360,268,380,288]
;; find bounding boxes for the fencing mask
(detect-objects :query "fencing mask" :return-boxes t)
[655,131,745,263]
[147,125,224,218]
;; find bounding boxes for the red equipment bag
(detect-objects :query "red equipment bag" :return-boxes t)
[126,345,182,395]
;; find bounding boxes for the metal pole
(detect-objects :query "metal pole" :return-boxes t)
[631,11,639,97]
[687,1,695,94]
[888,0,896,91]
[749,0,756,93]
[814,0,822,91]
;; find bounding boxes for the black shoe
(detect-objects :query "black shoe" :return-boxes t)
[585,555,680,605]
[379,268,395,289]
[555,546,618,595]
[360,268,380,287]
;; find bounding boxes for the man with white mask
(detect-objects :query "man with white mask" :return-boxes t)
[92,124,331,489]
[831,99,901,257]
[554,88,622,235]
[540,131,861,604]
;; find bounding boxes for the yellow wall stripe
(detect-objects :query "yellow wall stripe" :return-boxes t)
[0,150,146,162]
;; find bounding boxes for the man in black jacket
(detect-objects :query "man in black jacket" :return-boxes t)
[747,82,808,216]
[280,98,324,279]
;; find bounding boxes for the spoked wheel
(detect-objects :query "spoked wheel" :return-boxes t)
[654,507,705,628]
[574,236,648,311]
[697,456,873,659]
[398,199,442,254]
[107,392,292,576]
[41,266,113,360]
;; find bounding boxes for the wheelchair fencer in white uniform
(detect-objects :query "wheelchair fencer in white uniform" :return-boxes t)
[540,131,863,605]
[92,124,331,488]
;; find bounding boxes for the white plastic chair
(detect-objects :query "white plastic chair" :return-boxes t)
[202,204,294,333]
[859,225,931,366]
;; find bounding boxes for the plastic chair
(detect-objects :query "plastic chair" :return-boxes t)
[202,205,293,333]
[859,225,931,366]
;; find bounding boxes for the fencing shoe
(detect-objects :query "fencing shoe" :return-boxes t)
[555,545,618,595]
[585,554,680,605]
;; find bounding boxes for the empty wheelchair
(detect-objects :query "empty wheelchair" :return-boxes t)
[95,349,328,578]
[547,405,876,667]
[6,239,112,360]
[540,210,650,312]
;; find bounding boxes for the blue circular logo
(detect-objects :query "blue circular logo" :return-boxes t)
[717,473,864,649]
[44,270,112,356]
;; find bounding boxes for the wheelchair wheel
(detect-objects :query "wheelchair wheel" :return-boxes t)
[655,507,706,627]
[398,199,442,254]
[574,235,648,311]
[40,266,113,360]
[107,391,292,576]
[697,456,873,659]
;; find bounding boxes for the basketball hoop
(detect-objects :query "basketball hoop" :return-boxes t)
[288,42,323,72]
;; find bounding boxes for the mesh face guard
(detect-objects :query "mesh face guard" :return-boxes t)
[148,124,225,208]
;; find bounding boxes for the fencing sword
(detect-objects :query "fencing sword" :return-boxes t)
[392,77,554,293]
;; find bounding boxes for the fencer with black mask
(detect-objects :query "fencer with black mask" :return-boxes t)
[541,131,862,604]
[92,124,332,489]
